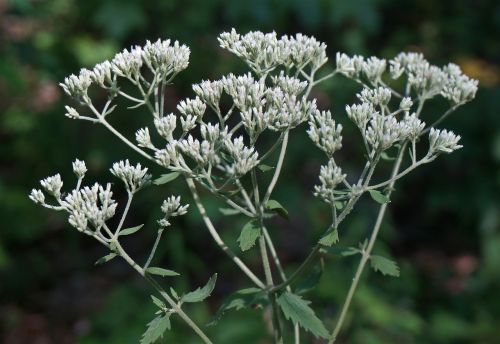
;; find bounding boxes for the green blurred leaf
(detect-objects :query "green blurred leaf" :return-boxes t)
[319,228,339,246]
[146,267,180,277]
[119,224,144,236]
[153,172,180,185]
[370,255,400,277]
[140,314,171,344]
[266,199,289,220]
[369,190,390,204]
[258,164,274,172]
[208,288,266,326]
[95,252,118,265]
[237,221,261,251]
[182,274,217,303]
[219,208,241,216]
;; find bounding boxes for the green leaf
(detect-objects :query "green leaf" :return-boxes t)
[266,199,289,220]
[146,267,180,277]
[295,265,323,295]
[258,164,274,172]
[153,172,180,185]
[170,287,179,300]
[237,221,261,251]
[95,252,117,265]
[140,315,171,344]
[182,274,217,303]
[369,190,390,204]
[219,208,241,216]
[208,288,266,326]
[370,255,400,277]
[318,229,339,247]
[277,292,330,339]
[381,151,396,161]
[151,295,166,309]
[322,246,360,257]
[119,224,144,236]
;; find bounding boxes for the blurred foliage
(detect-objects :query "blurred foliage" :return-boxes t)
[1,0,499,343]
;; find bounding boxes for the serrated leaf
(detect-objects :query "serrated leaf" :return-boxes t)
[140,315,171,344]
[318,228,339,247]
[369,190,390,204]
[266,199,289,220]
[237,221,261,251]
[182,274,217,303]
[151,295,166,309]
[153,172,180,185]
[208,288,266,326]
[95,252,117,265]
[258,164,274,172]
[219,208,241,216]
[277,292,330,339]
[119,224,144,236]
[370,255,400,277]
[146,267,180,277]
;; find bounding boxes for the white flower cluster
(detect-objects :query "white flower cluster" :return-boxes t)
[314,160,346,204]
[158,195,189,228]
[218,29,327,74]
[336,52,478,103]
[60,39,190,99]
[307,110,343,156]
[110,160,151,192]
[62,183,117,231]
[428,128,462,154]
[29,160,119,234]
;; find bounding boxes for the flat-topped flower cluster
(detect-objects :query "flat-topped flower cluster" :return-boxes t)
[29,30,477,344]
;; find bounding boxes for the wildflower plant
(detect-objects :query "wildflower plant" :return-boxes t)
[30,29,477,343]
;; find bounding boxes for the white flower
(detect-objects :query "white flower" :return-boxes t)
[271,72,308,96]
[72,159,87,178]
[307,110,343,156]
[400,113,425,140]
[223,136,259,176]
[362,57,386,83]
[365,114,405,150]
[143,39,190,75]
[110,160,151,192]
[314,160,346,204]
[177,97,206,120]
[59,69,92,99]
[428,128,462,154]
[40,174,63,198]
[357,87,392,107]
[91,61,113,86]
[29,189,45,204]
[135,127,155,150]
[192,80,223,109]
[111,46,144,78]
[154,114,177,142]
[64,106,80,119]
[346,102,376,129]
[399,97,413,111]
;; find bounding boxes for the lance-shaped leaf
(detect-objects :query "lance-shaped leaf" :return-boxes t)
[153,172,180,185]
[277,292,330,339]
[95,252,118,265]
[119,224,144,236]
[146,267,180,277]
[181,274,217,303]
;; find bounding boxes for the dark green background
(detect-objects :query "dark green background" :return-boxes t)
[1,0,499,343]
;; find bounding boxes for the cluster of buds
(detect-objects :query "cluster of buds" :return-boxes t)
[60,39,190,100]
[313,160,346,204]
[110,160,151,193]
[307,110,343,157]
[218,29,327,74]
[158,196,189,228]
